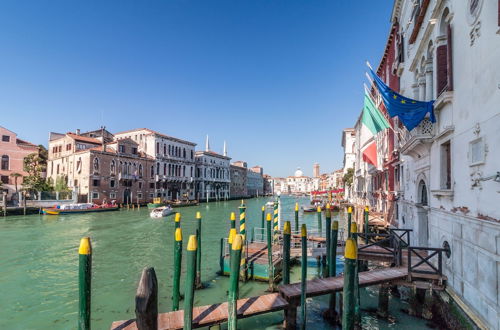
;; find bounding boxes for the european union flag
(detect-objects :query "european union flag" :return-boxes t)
[369,68,435,131]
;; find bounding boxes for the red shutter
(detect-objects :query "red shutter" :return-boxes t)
[447,25,453,91]
[436,44,448,95]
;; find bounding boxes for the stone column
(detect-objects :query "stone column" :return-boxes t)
[418,75,426,101]
[425,60,434,101]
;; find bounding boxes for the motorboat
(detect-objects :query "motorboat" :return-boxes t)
[150,206,175,219]
[42,203,119,215]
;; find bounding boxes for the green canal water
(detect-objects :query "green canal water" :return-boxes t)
[0,196,433,329]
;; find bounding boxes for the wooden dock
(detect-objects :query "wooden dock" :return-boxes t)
[279,267,408,301]
[110,293,287,330]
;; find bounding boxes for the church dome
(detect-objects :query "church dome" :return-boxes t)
[294,167,303,177]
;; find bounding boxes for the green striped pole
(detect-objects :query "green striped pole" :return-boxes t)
[342,237,357,330]
[294,202,299,232]
[351,223,361,325]
[228,234,243,330]
[325,204,332,275]
[238,200,247,281]
[273,201,279,241]
[328,220,339,318]
[239,200,246,239]
[347,207,352,238]
[175,212,181,229]
[172,228,182,311]
[183,235,197,330]
[364,206,369,244]
[78,237,92,330]
[283,221,291,285]
[300,224,307,330]
[230,212,236,230]
[195,212,203,289]
[261,205,265,230]
[266,213,273,291]
[317,206,322,236]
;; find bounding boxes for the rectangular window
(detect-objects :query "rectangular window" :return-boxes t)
[139,182,143,189]
[2,135,10,142]
[440,141,451,189]
[149,182,154,189]
[119,145,126,153]
[1,176,9,184]
[110,179,115,188]
[132,147,137,154]
[470,138,484,166]
[138,193,143,199]
[66,144,72,151]
[93,179,100,187]
[92,192,99,199]
[110,192,116,199]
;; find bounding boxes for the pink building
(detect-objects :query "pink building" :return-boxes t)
[0,126,39,195]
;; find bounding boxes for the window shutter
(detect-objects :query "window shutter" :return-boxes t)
[447,25,453,91]
[436,44,448,95]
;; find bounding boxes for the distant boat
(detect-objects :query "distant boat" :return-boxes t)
[42,203,119,215]
[302,206,316,213]
[150,206,175,219]
[147,197,166,209]
[265,201,275,207]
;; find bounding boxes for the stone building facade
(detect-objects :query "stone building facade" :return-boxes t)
[47,131,154,204]
[342,1,500,327]
[194,137,231,201]
[0,126,39,197]
[247,165,264,197]
[229,161,247,199]
[114,128,197,200]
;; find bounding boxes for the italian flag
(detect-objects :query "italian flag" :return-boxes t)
[361,92,390,167]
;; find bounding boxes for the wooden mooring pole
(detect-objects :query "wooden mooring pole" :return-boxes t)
[2,193,6,217]
[325,204,331,273]
[316,206,322,236]
[342,237,357,330]
[195,212,203,289]
[300,224,307,330]
[351,223,361,325]
[228,234,243,330]
[172,228,182,311]
[266,213,273,291]
[326,220,339,320]
[78,237,92,330]
[135,267,158,330]
[184,235,197,330]
[174,212,181,229]
[261,205,265,229]
[294,202,299,232]
[283,221,291,285]
[347,207,352,238]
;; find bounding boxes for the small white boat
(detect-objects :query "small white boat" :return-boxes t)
[265,201,275,207]
[150,206,175,219]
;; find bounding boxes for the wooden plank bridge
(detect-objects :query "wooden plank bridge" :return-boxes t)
[111,227,449,329]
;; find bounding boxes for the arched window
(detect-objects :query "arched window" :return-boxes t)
[436,8,453,95]
[93,157,99,171]
[183,165,186,177]
[128,162,132,175]
[138,164,143,177]
[110,160,116,174]
[183,148,186,158]
[163,144,166,155]
[156,163,160,175]
[150,165,154,178]
[1,155,9,170]
[168,145,171,155]
[133,163,137,175]
[163,163,167,175]
[419,180,428,206]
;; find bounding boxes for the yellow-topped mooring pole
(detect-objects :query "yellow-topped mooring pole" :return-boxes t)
[78,237,92,330]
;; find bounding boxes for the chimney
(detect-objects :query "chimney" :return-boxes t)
[76,129,81,135]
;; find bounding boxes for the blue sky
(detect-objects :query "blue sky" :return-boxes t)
[0,0,393,177]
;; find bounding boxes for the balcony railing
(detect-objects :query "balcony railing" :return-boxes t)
[397,118,434,158]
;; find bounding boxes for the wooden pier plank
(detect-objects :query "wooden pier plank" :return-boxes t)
[110,293,287,330]
[279,267,408,300]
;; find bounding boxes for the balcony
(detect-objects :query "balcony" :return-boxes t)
[398,118,434,159]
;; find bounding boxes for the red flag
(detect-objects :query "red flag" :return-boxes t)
[362,141,378,167]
